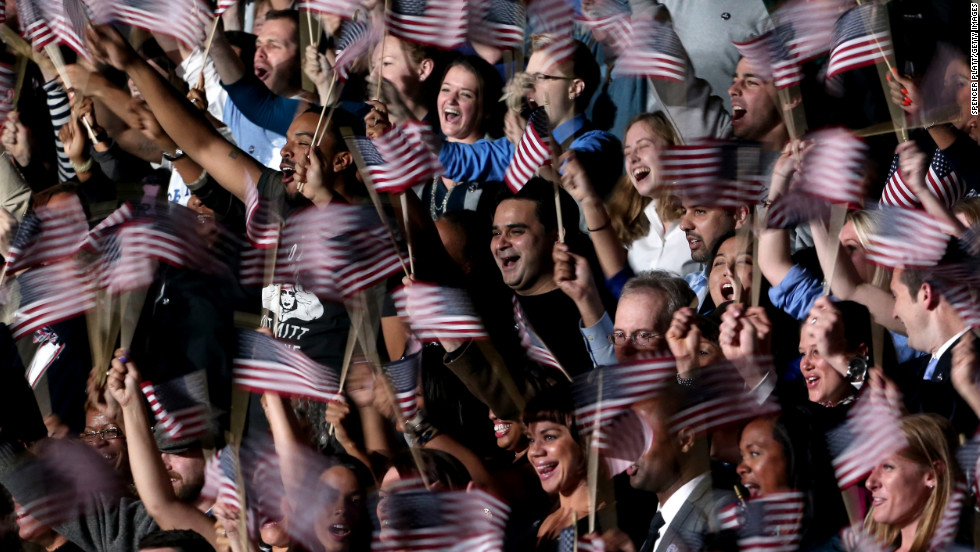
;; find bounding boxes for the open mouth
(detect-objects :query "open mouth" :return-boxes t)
[443,107,461,124]
[742,482,760,497]
[493,422,513,438]
[280,164,296,184]
[626,464,638,476]
[720,282,735,302]
[806,375,819,389]
[255,66,270,82]
[327,523,351,540]
[631,166,651,185]
[732,105,746,122]
[535,462,558,479]
[499,255,519,270]
[261,520,280,530]
[687,236,702,251]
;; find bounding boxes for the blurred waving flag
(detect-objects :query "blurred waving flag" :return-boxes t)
[202,446,244,511]
[334,19,374,82]
[881,148,967,210]
[5,194,88,274]
[244,182,282,248]
[669,361,780,436]
[830,383,906,489]
[372,481,509,552]
[470,0,525,50]
[9,261,95,339]
[234,329,342,402]
[732,31,802,90]
[827,3,893,79]
[864,207,955,269]
[298,0,361,18]
[929,482,968,552]
[659,140,766,208]
[214,0,237,16]
[513,295,566,378]
[612,17,688,82]
[387,0,467,50]
[369,122,444,194]
[0,61,13,127]
[527,0,575,71]
[392,282,488,341]
[380,350,422,422]
[37,0,92,61]
[504,106,551,193]
[736,491,805,552]
[772,0,841,63]
[17,0,56,49]
[141,370,213,441]
[557,527,605,552]
[88,0,213,46]
[576,0,631,58]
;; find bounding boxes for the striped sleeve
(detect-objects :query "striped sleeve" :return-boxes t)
[42,80,75,182]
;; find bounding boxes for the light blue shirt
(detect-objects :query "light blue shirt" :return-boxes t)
[579,312,616,368]
[223,100,286,170]
[684,268,709,310]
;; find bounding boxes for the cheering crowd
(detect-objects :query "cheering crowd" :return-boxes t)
[0,0,978,551]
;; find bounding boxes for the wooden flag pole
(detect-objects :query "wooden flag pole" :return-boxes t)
[399,193,416,275]
[586,370,602,533]
[44,44,99,143]
[821,204,849,297]
[198,16,222,83]
[751,205,764,307]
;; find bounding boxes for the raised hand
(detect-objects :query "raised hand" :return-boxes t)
[86,25,140,72]
[952,333,980,417]
[363,100,392,140]
[559,150,598,205]
[106,349,142,409]
[886,69,921,117]
[2,112,32,167]
[803,297,849,376]
[666,307,702,376]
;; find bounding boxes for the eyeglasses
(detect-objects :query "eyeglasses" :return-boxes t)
[80,428,123,443]
[523,73,575,88]
[607,330,663,348]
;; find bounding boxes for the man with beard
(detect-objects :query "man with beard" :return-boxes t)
[678,199,750,310]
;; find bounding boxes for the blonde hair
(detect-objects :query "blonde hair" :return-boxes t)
[863,414,960,552]
[952,197,980,226]
[846,209,891,289]
[608,113,683,246]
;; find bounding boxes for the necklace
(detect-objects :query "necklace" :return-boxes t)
[429,176,453,220]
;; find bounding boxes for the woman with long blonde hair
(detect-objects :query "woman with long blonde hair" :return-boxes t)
[863,413,963,552]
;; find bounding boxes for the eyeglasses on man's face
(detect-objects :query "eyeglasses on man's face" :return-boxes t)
[80,428,124,443]
[607,330,663,348]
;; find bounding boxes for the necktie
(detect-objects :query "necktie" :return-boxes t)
[922,356,940,381]
[639,511,666,552]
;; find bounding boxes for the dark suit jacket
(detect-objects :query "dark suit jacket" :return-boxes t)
[899,335,978,437]
[641,475,717,552]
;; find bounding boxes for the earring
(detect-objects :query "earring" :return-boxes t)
[927,484,935,489]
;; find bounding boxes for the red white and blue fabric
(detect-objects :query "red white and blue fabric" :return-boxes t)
[381,350,421,422]
[659,141,766,208]
[733,30,802,89]
[0,61,12,128]
[5,193,88,274]
[9,261,95,339]
[140,372,212,441]
[576,0,631,58]
[244,182,282,248]
[827,3,893,79]
[864,207,955,269]
[928,482,968,551]
[612,17,688,82]
[369,122,444,194]
[392,282,488,341]
[771,0,841,63]
[504,107,551,193]
[297,0,360,18]
[881,148,966,210]
[720,492,805,552]
[37,0,92,61]
[387,0,467,50]
[512,295,567,379]
[88,0,213,46]
[234,329,343,402]
[202,446,243,511]
[669,361,780,436]
[334,19,373,82]
[17,0,56,49]
[470,0,525,50]
[831,383,906,489]
[527,0,575,70]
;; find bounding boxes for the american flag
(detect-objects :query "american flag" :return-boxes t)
[958,433,980,504]
[513,295,568,378]
[141,370,212,441]
[244,182,282,248]
[470,0,525,50]
[369,122,444,194]
[840,526,889,552]
[612,17,688,82]
[334,19,373,82]
[826,3,893,79]
[829,383,907,489]
[736,492,805,552]
[659,141,766,208]
[732,31,802,90]
[17,0,56,49]
[277,204,404,300]
[381,350,421,422]
[881,148,966,210]
[37,0,92,61]
[557,527,605,552]
[504,106,552,193]
[234,329,343,402]
[214,0,237,16]
[772,0,841,63]
[88,0,213,46]
[864,207,955,269]
[12,438,126,528]
[0,61,15,134]
[5,195,88,274]
[936,283,980,330]
[119,206,223,275]
[669,361,780,436]
[372,482,509,552]
[392,282,488,341]
[576,0,631,58]
[9,261,96,339]
[798,128,867,205]
[387,0,467,50]
[297,0,359,18]
[0,3,5,24]
[527,0,571,36]
[571,359,676,474]
[928,482,968,551]
[202,446,243,511]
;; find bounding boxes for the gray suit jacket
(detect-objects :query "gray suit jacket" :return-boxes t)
[651,476,717,552]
